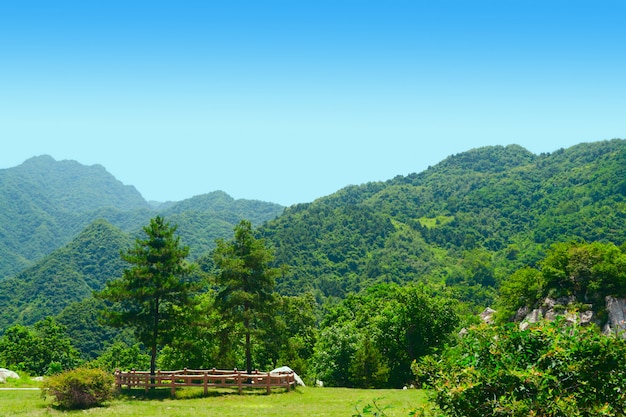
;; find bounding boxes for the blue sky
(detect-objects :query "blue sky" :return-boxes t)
[1,1,624,206]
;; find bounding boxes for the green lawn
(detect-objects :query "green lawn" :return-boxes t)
[0,386,428,417]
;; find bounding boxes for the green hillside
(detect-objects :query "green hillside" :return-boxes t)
[160,191,284,259]
[1,139,624,336]
[0,156,149,278]
[0,219,132,330]
[261,140,626,307]
[0,156,284,279]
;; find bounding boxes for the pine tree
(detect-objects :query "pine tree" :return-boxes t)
[97,216,196,375]
[213,220,279,374]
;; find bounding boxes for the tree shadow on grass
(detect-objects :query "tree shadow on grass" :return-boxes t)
[117,386,295,401]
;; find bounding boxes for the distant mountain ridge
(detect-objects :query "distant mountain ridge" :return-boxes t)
[0,155,284,279]
[2,140,625,339]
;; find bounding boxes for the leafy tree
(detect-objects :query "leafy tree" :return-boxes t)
[96,216,196,375]
[312,322,359,387]
[0,317,79,375]
[496,266,545,321]
[496,241,626,321]
[157,290,224,370]
[541,241,626,303]
[313,283,458,388]
[91,342,150,372]
[374,284,459,387]
[274,293,318,377]
[213,220,280,374]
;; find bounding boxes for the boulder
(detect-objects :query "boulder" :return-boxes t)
[270,366,305,386]
[0,368,19,384]
[603,296,626,336]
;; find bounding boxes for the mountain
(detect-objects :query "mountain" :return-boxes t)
[160,191,284,259]
[0,156,150,278]
[2,140,625,336]
[0,156,284,279]
[0,219,132,330]
[261,140,626,305]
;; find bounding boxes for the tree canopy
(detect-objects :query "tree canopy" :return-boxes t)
[213,220,280,374]
[96,216,196,374]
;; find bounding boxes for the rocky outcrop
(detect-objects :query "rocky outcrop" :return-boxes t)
[603,296,626,336]
[516,296,626,337]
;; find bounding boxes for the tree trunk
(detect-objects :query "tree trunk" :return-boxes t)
[150,299,159,388]
[245,319,252,375]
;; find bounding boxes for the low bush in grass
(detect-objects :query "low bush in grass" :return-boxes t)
[42,367,115,409]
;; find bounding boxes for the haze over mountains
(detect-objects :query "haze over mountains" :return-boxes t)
[1,139,625,336]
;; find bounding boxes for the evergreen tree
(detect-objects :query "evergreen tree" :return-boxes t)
[213,220,279,374]
[96,216,195,375]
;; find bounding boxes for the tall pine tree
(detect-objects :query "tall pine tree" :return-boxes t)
[213,220,279,374]
[97,216,196,375]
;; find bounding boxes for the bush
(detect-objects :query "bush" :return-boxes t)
[42,368,114,409]
[413,319,626,416]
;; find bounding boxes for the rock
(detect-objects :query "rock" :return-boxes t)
[480,307,496,324]
[580,310,594,325]
[0,368,20,383]
[514,306,530,322]
[270,366,305,386]
[524,308,543,324]
[603,296,626,336]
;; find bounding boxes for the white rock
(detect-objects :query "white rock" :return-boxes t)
[270,366,305,386]
[0,368,20,383]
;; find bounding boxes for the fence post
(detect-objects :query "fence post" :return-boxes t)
[266,372,271,394]
[203,370,208,396]
[237,369,242,395]
[171,373,176,396]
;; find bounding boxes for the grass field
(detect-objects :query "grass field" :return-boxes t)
[0,386,429,416]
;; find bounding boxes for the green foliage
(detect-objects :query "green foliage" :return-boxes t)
[213,220,281,374]
[0,155,149,279]
[497,241,626,320]
[260,140,626,310]
[540,241,626,302]
[42,367,114,409]
[91,342,151,372]
[55,298,122,361]
[0,317,80,376]
[96,216,197,374]
[314,284,459,388]
[413,320,626,417]
[352,397,393,417]
[0,219,132,332]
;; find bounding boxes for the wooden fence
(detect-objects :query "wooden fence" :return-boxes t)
[114,368,296,395]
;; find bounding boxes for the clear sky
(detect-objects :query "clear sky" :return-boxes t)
[1,1,624,206]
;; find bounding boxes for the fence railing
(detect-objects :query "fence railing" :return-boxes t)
[114,368,296,395]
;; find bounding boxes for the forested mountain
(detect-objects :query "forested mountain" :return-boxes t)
[0,219,132,330]
[0,156,149,277]
[1,140,624,336]
[261,140,626,307]
[0,156,284,279]
[160,191,284,259]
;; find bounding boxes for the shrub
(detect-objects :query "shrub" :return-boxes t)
[413,319,626,416]
[42,368,114,409]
